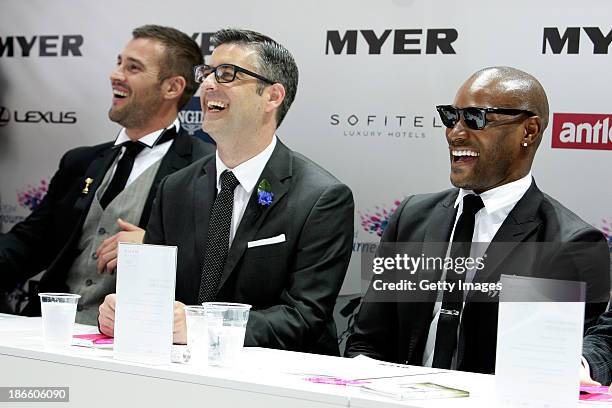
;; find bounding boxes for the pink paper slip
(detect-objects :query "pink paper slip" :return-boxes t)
[579,385,612,402]
[72,333,114,348]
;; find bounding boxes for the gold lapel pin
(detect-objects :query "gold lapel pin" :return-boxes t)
[82,178,94,195]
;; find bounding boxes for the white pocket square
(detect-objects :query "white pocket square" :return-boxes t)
[247,234,286,248]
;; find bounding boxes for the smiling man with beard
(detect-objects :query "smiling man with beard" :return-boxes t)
[0,25,214,324]
[345,66,609,374]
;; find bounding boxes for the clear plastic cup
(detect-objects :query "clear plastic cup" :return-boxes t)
[202,302,251,367]
[185,305,208,366]
[38,293,81,349]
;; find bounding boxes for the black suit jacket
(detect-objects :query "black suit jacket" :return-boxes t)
[345,181,610,374]
[584,306,612,385]
[0,128,214,315]
[144,140,354,355]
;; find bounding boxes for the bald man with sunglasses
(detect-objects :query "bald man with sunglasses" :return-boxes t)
[345,66,610,374]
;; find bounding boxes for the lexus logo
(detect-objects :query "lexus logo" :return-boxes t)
[0,107,9,126]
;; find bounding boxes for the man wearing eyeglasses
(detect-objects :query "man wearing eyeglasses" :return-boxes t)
[0,25,215,324]
[345,66,609,373]
[98,28,354,354]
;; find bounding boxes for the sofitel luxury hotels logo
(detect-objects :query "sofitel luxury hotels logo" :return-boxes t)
[329,112,443,140]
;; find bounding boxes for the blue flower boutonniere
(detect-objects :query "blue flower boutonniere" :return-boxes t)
[257,179,273,207]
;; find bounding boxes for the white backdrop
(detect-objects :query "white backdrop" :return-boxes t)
[1,0,611,296]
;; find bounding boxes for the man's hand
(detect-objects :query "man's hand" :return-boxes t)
[98,294,116,337]
[96,218,145,273]
[98,294,187,345]
[580,357,602,386]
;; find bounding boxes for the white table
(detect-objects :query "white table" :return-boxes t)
[0,315,511,408]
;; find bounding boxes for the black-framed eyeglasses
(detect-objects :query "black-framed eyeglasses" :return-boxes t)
[193,64,275,85]
[436,105,536,130]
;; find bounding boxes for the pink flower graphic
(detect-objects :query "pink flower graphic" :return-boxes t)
[359,199,402,237]
[17,180,48,211]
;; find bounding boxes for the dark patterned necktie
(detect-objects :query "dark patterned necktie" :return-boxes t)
[198,170,240,303]
[432,194,484,369]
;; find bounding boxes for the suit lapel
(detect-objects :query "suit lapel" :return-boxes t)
[73,147,120,215]
[405,192,458,360]
[139,129,194,227]
[217,142,292,291]
[468,181,543,290]
[194,158,217,273]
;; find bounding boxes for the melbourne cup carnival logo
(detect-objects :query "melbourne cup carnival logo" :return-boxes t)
[178,97,214,144]
[178,97,204,136]
[359,199,402,237]
[17,180,48,211]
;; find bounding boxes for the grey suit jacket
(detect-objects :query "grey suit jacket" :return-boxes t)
[345,181,610,374]
[145,140,354,355]
[0,128,215,315]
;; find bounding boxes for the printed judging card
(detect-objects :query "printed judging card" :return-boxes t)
[113,243,177,365]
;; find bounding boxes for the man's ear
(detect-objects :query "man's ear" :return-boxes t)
[163,76,187,101]
[265,83,285,113]
[522,116,542,147]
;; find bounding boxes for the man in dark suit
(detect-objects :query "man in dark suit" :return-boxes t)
[0,25,214,324]
[345,66,610,374]
[98,29,354,355]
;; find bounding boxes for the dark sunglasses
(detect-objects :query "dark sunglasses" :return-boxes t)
[436,105,536,130]
[193,64,275,85]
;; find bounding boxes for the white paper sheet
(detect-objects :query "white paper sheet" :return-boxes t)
[113,243,176,365]
[495,274,585,408]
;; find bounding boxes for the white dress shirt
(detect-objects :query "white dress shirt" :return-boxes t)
[110,118,179,186]
[422,172,533,368]
[215,136,277,246]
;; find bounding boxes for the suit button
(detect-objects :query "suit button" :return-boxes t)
[77,305,84,311]
[85,279,93,286]
[98,227,106,235]
[92,253,98,260]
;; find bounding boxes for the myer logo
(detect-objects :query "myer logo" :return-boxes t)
[326,29,458,55]
[551,113,612,150]
[191,32,215,57]
[0,35,83,57]
[542,27,612,54]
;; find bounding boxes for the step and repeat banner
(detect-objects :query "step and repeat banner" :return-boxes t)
[1,0,611,295]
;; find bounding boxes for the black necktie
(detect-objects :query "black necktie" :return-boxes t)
[432,194,484,369]
[198,170,240,303]
[99,126,177,209]
[100,141,146,209]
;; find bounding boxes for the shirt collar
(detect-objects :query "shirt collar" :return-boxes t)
[113,118,180,148]
[215,136,277,194]
[454,171,533,214]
